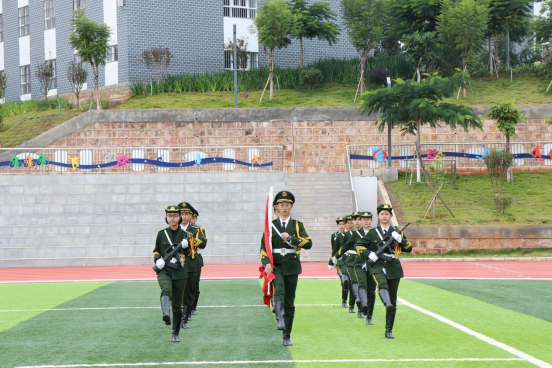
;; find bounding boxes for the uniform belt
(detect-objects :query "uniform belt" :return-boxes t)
[272,248,297,256]
[345,250,357,255]
[383,253,395,259]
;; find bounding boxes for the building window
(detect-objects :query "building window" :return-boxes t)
[49,60,57,89]
[106,45,118,62]
[0,14,3,43]
[20,65,31,95]
[224,0,257,19]
[73,0,85,11]
[19,6,30,37]
[44,0,55,30]
[224,50,258,71]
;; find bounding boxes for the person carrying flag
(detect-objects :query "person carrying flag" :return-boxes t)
[260,190,312,346]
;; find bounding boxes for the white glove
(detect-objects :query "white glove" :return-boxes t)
[181,239,189,248]
[392,231,402,243]
[332,256,338,265]
[155,258,165,269]
[328,265,334,270]
[361,262,368,271]
[368,252,379,263]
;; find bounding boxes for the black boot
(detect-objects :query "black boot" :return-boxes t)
[172,311,182,342]
[341,274,350,291]
[352,283,361,310]
[359,288,368,316]
[191,292,199,315]
[366,296,376,325]
[348,288,355,313]
[283,317,294,346]
[160,296,171,325]
[341,284,348,308]
[385,307,396,339]
[379,289,394,313]
[181,305,190,329]
[274,301,285,330]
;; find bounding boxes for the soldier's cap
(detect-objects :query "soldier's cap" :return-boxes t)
[165,205,181,214]
[344,215,353,221]
[273,191,295,206]
[360,211,373,218]
[192,207,199,217]
[178,202,193,214]
[351,211,361,218]
[377,204,393,214]
[336,216,346,224]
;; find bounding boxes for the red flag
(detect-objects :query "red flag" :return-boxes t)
[259,266,275,307]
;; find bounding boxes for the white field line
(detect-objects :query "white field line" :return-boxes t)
[0,303,403,313]
[474,263,524,275]
[15,358,526,368]
[399,297,552,368]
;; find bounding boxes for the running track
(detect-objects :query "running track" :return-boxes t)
[1,261,551,283]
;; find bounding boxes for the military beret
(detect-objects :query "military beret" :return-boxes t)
[273,191,295,205]
[377,204,393,214]
[360,211,373,218]
[336,216,346,224]
[178,202,193,213]
[165,205,181,214]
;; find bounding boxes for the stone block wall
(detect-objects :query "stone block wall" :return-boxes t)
[49,116,552,174]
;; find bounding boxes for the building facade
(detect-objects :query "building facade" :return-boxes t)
[0,0,358,103]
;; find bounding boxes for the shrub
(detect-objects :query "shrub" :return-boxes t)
[483,150,514,215]
[369,68,390,86]
[300,68,324,90]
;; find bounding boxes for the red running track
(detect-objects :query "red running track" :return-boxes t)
[1,261,551,283]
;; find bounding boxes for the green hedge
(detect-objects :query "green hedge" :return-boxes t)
[0,98,74,118]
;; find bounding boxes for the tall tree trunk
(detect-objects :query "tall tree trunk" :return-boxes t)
[359,52,368,95]
[269,49,274,100]
[488,37,493,77]
[493,35,500,73]
[506,135,510,154]
[299,36,304,68]
[93,63,101,110]
[462,53,468,98]
[260,47,271,102]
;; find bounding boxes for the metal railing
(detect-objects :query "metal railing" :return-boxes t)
[0,146,284,175]
[348,141,552,170]
[345,145,358,211]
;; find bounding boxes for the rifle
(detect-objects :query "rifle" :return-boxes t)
[152,239,188,274]
[368,222,410,266]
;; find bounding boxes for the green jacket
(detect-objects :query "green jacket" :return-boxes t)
[355,225,412,279]
[181,223,207,273]
[153,226,192,280]
[338,228,368,267]
[329,231,342,266]
[194,225,207,268]
[261,218,312,276]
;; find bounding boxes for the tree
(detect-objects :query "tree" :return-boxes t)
[141,46,173,83]
[341,0,387,95]
[401,31,440,82]
[0,71,6,99]
[36,61,54,101]
[69,9,111,110]
[532,0,552,44]
[359,73,482,214]
[487,101,526,153]
[486,0,531,76]
[386,0,441,39]
[483,150,514,215]
[437,0,490,94]
[224,38,250,71]
[67,60,88,110]
[289,0,340,68]
[251,0,297,101]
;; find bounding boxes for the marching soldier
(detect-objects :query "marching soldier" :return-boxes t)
[153,205,192,342]
[357,204,412,339]
[178,202,207,329]
[335,211,365,318]
[353,211,378,325]
[329,216,348,308]
[190,206,207,316]
[260,191,312,346]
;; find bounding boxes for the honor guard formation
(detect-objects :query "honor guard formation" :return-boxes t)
[153,192,410,344]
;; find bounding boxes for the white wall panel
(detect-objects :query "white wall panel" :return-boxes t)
[19,36,30,66]
[104,0,118,45]
[105,61,118,86]
[18,0,28,8]
[44,29,57,60]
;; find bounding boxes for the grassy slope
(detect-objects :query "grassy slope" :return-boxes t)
[0,109,82,149]
[413,279,552,323]
[386,172,552,226]
[118,74,552,110]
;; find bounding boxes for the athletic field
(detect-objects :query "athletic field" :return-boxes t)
[1,263,551,368]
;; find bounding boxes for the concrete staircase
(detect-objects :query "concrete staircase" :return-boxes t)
[0,172,352,267]
[0,172,284,267]
[283,173,353,262]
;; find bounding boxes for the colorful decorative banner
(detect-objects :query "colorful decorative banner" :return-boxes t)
[0,155,274,170]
